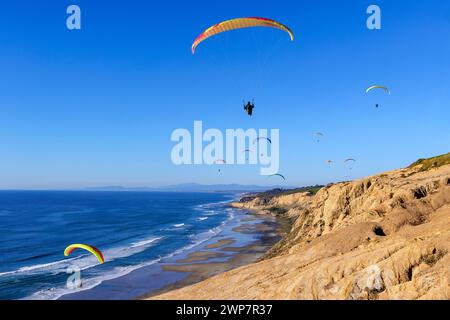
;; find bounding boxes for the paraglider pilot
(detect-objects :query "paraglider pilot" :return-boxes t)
[243,100,255,116]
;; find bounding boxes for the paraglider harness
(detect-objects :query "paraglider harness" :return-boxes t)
[243,99,255,116]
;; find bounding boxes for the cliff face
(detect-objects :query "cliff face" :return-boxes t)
[153,158,450,300]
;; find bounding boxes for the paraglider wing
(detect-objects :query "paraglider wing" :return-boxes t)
[64,244,105,264]
[192,17,294,54]
[268,173,286,181]
[366,85,390,95]
[242,149,253,160]
[314,132,324,142]
[344,158,356,163]
[253,137,272,144]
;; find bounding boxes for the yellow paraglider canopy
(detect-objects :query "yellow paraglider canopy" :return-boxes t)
[64,244,105,264]
[192,17,294,54]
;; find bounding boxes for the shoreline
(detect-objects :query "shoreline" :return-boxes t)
[141,209,286,299]
[145,159,450,300]
[58,199,285,300]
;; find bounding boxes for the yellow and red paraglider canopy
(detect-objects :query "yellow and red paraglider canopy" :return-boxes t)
[192,17,294,54]
[64,244,105,264]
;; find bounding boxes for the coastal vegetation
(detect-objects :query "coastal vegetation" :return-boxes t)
[409,152,450,171]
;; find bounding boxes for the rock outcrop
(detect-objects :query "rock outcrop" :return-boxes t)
[152,155,450,300]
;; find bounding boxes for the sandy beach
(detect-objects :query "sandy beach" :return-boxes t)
[57,204,284,300]
[141,213,284,299]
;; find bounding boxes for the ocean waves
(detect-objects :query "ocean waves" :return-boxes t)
[0,191,240,300]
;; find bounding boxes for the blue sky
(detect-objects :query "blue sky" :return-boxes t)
[0,0,449,189]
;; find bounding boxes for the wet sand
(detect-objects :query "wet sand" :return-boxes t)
[176,251,225,263]
[141,216,283,299]
[205,238,235,249]
[60,208,284,300]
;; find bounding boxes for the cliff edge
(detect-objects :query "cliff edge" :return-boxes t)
[152,153,450,300]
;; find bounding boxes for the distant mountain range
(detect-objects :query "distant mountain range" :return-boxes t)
[85,183,293,193]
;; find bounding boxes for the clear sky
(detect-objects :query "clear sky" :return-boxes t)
[0,0,449,189]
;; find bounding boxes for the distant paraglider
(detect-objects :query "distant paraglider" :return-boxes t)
[64,244,105,264]
[344,158,356,171]
[366,85,390,95]
[268,173,286,181]
[242,149,253,161]
[253,137,272,144]
[327,160,333,167]
[314,132,324,143]
[214,159,226,174]
[366,85,390,108]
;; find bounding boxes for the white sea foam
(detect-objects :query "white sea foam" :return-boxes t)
[24,198,240,300]
[0,236,163,279]
[173,223,185,228]
[0,257,78,277]
[130,237,162,248]
[26,259,161,300]
[26,225,228,300]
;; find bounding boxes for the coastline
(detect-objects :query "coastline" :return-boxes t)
[58,198,285,300]
[140,207,286,299]
[146,158,450,300]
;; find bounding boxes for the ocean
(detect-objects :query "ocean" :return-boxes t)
[0,191,271,300]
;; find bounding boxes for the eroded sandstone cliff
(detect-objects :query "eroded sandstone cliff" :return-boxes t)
[153,154,450,300]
